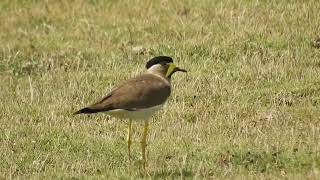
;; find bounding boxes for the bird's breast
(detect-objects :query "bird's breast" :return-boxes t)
[106,105,164,120]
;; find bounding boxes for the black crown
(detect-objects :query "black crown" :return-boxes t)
[145,56,173,69]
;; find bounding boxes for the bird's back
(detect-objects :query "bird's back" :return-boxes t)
[74,73,171,114]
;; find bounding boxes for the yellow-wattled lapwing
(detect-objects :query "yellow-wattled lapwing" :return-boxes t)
[74,56,186,170]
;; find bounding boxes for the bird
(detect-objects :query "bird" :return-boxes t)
[73,56,187,170]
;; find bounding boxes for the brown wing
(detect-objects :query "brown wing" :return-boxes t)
[74,74,171,114]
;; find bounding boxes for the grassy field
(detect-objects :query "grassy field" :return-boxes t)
[1,0,320,179]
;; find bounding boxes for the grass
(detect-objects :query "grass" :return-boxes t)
[1,0,320,179]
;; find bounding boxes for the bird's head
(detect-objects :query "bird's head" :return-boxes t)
[146,56,187,78]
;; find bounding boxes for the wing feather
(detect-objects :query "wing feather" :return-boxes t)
[74,74,171,114]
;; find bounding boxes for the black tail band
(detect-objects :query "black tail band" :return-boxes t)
[73,108,99,115]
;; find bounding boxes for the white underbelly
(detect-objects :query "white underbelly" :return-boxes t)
[106,105,163,120]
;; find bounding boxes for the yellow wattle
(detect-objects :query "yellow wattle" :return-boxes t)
[166,63,176,77]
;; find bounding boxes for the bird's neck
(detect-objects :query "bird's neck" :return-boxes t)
[146,70,171,84]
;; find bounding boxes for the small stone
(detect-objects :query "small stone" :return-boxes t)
[313,37,320,48]
[132,46,146,55]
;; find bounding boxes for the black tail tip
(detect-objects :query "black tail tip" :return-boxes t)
[73,109,83,115]
[73,107,97,115]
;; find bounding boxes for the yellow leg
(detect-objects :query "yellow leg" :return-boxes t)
[127,119,133,161]
[141,120,149,171]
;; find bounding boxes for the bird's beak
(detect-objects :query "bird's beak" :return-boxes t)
[174,67,187,73]
[166,63,187,77]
